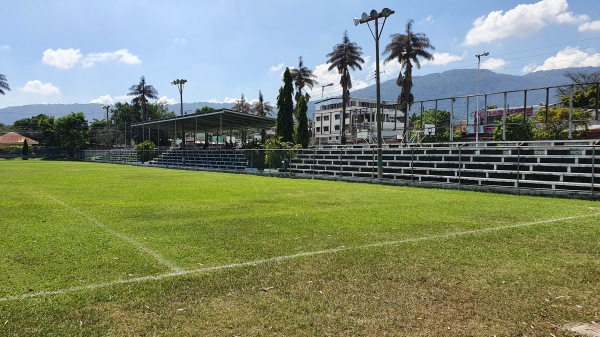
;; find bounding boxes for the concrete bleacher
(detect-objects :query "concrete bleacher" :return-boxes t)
[289,141,599,197]
[149,149,248,171]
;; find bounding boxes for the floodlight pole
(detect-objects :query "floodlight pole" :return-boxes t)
[172,79,187,150]
[321,83,333,100]
[355,8,394,179]
[476,52,489,143]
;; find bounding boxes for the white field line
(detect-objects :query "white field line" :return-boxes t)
[2,210,599,303]
[46,195,182,272]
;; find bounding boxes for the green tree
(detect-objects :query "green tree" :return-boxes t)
[411,109,451,143]
[276,68,295,143]
[22,139,29,159]
[0,73,10,95]
[232,93,251,112]
[290,56,318,106]
[128,76,159,122]
[492,113,533,141]
[195,106,215,114]
[89,119,110,146]
[326,31,365,144]
[384,20,435,120]
[55,112,89,157]
[533,107,591,140]
[295,96,310,148]
[13,114,56,146]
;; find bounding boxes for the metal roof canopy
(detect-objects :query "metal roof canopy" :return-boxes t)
[131,108,276,133]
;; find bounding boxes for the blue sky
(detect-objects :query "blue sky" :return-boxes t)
[1,0,599,110]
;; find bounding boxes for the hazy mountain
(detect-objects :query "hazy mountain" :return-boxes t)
[1,67,598,125]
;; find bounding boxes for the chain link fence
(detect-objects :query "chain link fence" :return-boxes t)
[79,140,598,200]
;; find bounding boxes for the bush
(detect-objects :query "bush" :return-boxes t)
[135,140,157,163]
[264,137,300,169]
[242,140,266,169]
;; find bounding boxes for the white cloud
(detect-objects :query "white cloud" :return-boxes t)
[43,48,82,69]
[90,95,114,105]
[422,52,464,66]
[579,20,600,32]
[463,0,588,46]
[269,63,285,73]
[157,96,178,105]
[114,95,131,103]
[173,38,186,46]
[424,15,434,24]
[21,80,60,95]
[0,45,10,51]
[522,47,600,72]
[82,49,141,68]
[43,48,141,69]
[222,97,239,104]
[481,57,507,70]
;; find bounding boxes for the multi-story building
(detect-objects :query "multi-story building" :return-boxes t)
[313,97,405,145]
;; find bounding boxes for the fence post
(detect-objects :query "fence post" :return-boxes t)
[410,146,415,182]
[339,146,343,179]
[516,143,522,193]
[458,144,462,188]
[593,141,598,198]
[372,147,376,179]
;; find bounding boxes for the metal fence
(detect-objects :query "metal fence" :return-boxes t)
[80,140,599,200]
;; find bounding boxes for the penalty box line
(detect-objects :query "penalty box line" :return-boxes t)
[2,210,599,303]
[46,195,182,273]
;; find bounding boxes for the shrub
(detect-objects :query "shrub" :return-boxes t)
[135,140,157,163]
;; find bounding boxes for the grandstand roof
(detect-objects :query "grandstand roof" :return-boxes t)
[131,108,276,133]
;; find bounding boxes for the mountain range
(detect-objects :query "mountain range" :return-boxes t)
[1,66,598,125]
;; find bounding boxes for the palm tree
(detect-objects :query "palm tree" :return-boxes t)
[383,20,434,139]
[326,31,365,144]
[290,56,318,106]
[0,73,10,95]
[232,93,253,113]
[251,90,274,141]
[128,76,159,121]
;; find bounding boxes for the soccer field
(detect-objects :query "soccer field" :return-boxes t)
[1,159,599,336]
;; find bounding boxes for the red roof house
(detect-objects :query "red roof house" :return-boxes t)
[0,132,40,149]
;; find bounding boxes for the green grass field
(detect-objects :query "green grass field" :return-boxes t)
[1,159,599,336]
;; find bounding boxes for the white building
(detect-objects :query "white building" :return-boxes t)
[313,97,405,145]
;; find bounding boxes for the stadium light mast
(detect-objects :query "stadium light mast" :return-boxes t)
[172,79,187,150]
[321,83,333,99]
[476,52,489,143]
[355,7,394,179]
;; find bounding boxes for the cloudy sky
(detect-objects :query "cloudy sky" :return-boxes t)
[1,0,599,109]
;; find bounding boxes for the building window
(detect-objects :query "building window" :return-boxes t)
[334,125,340,131]
[334,114,340,120]
[316,116,321,122]
[323,116,330,121]
[316,127,321,133]
[323,126,329,132]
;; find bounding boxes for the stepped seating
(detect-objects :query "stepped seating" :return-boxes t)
[150,149,248,170]
[289,144,599,195]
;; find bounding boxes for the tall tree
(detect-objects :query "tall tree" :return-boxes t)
[276,68,295,143]
[295,96,310,148]
[290,56,318,106]
[326,31,365,144]
[0,73,10,95]
[251,90,274,141]
[128,76,158,122]
[55,112,89,157]
[383,20,434,133]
